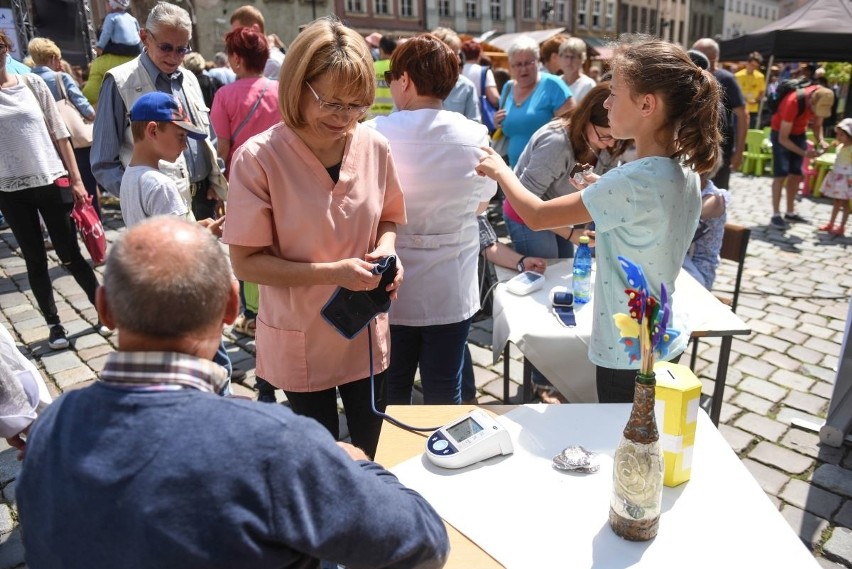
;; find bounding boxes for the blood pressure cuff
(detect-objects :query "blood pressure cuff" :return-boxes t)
[321,255,398,339]
[552,290,576,328]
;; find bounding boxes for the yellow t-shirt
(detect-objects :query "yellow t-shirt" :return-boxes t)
[735,69,765,114]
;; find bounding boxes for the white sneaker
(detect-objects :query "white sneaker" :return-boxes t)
[48,325,69,350]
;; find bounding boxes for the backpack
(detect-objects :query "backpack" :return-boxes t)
[766,78,811,116]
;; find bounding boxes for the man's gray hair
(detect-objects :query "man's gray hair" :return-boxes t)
[214,51,228,66]
[508,36,540,60]
[146,2,193,36]
[104,217,232,337]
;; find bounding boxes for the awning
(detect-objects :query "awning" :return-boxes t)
[486,28,566,52]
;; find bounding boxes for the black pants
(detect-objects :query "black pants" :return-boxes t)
[596,352,683,403]
[281,371,387,459]
[191,180,217,221]
[0,185,99,326]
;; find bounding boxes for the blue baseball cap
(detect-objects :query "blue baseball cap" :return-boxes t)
[129,92,207,140]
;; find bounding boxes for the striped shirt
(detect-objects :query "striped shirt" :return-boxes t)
[99,351,228,395]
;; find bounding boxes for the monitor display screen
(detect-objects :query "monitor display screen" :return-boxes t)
[447,417,484,443]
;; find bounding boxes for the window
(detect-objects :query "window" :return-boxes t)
[578,0,587,26]
[751,4,755,15]
[374,0,389,14]
[556,0,565,21]
[523,0,533,18]
[346,0,364,12]
[438,0,451,16]
[592,0,601,28]
[400,0,414,16]
[735,1,740,13]
[678,20,683,43]
[605,1,614,29]
[491,0,502,19]
[465,0,477,18]
[630,5,638,33]
[639,6,647,31]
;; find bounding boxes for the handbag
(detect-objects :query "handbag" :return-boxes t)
[55,73,93,149]
[479,68,497,135]
[70,195,107,265]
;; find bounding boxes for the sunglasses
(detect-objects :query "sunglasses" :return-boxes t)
[305,82,370,117]
[383,70,395,84]
[146,29,192,56]
[592,123,613,142]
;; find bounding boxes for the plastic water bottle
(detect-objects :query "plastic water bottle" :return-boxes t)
[573,235,592,305]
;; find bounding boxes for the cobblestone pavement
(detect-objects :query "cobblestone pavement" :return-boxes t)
[1,171,852,567]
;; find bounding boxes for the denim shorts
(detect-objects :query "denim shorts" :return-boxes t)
[771,130,807,177]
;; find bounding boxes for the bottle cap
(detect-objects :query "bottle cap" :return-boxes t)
[579,235,590,244]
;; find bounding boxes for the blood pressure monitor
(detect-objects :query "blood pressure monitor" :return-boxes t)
[425,409,514,469]
[506,271,545,296]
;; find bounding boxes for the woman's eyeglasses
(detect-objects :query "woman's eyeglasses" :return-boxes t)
[592,123,613,142]
[305,82,370,117]
[510,59,537,70]
[146,29,192,56]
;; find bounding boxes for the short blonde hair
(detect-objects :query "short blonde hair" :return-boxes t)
[558,37,587,61]
[28,37,61,65]
[182,52,206,74]
[230,5,265,33]
[278,17,374,129]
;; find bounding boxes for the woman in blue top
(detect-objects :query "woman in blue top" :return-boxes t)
[494,36,573,167]
[478,38,721,403]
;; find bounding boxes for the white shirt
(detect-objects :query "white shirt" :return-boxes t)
[366,109,497,326]
[462,63,496,99]
[119,165,191,228]
[568,74,597,103]
[263,49,285,81]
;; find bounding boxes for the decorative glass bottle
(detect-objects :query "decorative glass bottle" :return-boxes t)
[609,371,663,541]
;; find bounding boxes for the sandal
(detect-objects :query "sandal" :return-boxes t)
[533,385,568,404]
[232,314,256,338]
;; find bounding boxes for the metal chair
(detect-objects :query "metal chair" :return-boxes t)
[689,223,751,371]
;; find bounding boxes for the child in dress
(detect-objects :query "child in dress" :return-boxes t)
[476,36,721,402]
[683,166,730,290]
[96,0,141,57]
[819,118,852,237]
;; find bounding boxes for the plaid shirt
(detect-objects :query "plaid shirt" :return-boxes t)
[99,351,228,395]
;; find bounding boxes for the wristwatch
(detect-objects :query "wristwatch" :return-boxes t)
[552,291,576,327]
[516,256,528,273]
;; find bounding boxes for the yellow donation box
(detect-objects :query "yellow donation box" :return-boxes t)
[653,361,702,487]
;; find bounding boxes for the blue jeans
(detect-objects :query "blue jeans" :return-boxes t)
[504,216,574,259]
[388,318,473,404]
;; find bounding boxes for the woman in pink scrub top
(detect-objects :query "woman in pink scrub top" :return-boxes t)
[223,17,406,458]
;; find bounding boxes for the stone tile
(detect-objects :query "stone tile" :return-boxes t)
[468,343,494,368]
[790,345,827,365]
[738,377,787,403]
[834,501,852,529]
[52,366,97,390]
[0,504,12,535]
[762,351,804,372]
[735,412,788,442]
[18,326,48,345]
[728,339,764,358]
[780,504,829,549]
[784,391,828,417]
[779,429,846,465]
[751,334,792,353]
[770,369,815,392]
[40,351,84,376]
[0,527,24,569]
[800,323,838,340]
[741,458,790,495]
[775,328,809,345]
[77,344,114,363]
[824,526,852,566]
[802,365,838,384]
[780,478,843,519]
[735,358,778,381]
[813,464,852,499]
[749,441,813,475]
[776,407,826,428]
[805,337,843,356]
[73,333,109,351]
[716,402,742,425]
[482,378,522,404]
[719,424,754,453]
[811,381,835,400]
[732,391,774,415]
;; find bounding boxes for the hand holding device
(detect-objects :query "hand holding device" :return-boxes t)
[321,255,398,339]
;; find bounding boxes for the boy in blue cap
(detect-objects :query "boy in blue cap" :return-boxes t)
[119,91,217,230]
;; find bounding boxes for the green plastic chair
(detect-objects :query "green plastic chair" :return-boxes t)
[742,129,773,176]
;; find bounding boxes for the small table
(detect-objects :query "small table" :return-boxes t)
[376,404,820,569]
[492,262,751,424]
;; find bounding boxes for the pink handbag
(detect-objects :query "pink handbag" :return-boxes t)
[70,196,107,265]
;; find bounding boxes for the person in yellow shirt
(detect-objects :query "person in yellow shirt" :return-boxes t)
[735,52,766,128]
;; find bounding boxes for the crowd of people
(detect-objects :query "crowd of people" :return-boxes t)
[0,2,849,565]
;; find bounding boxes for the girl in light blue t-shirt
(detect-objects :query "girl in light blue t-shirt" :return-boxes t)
[476,38,723,403]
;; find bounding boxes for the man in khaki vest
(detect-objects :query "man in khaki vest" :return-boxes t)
[91,1,227,223]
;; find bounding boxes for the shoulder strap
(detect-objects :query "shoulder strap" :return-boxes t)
[55,72,68,101]
[795,88,806,116]
[231,78,271,145]
[480,67,487,94]
[499,80,513,109]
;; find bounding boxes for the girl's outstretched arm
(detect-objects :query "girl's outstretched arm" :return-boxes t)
[476,146,593,231]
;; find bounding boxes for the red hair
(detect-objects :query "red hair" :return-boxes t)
[225,27,269,75]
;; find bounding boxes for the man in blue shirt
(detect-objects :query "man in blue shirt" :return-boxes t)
[17,217,450,569]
